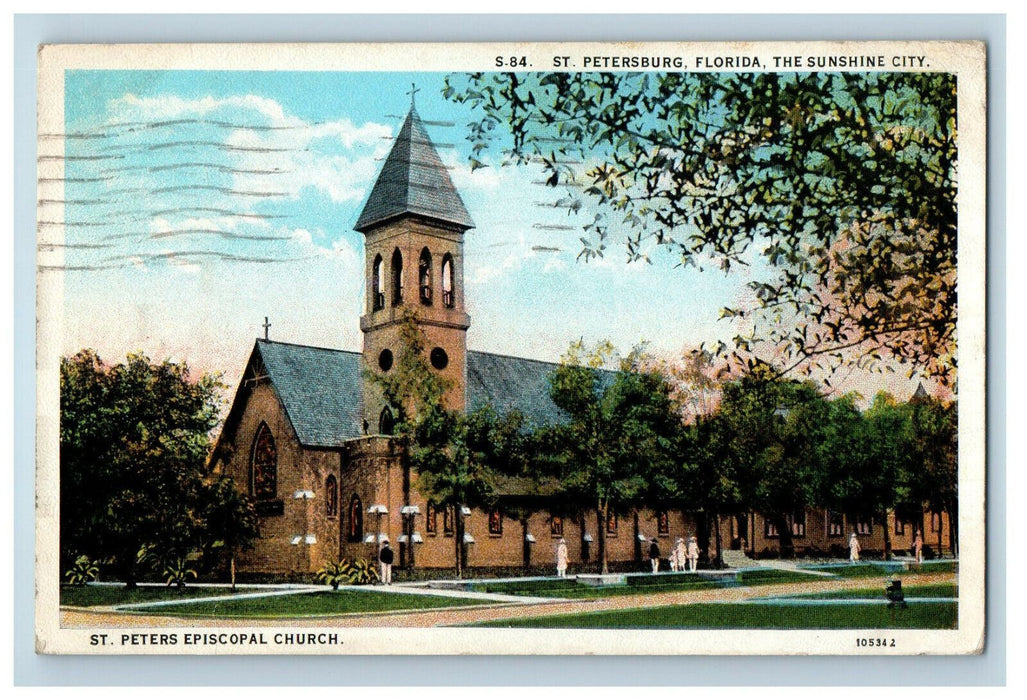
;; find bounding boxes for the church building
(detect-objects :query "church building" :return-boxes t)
[210,103,951,576]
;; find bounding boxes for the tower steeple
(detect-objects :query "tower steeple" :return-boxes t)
[357,102,472,430]
[355,104,474,234]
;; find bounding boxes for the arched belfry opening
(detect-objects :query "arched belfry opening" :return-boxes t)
[441,253,454,308]
[419,247,433,305]
[372,254,385,311]
[391,248,403,306]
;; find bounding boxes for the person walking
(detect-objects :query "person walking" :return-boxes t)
[649,538,661,574]
[555,538,569,578]
[848,532,861,564]
[379,539,394,584]
[913,530,924,564]
[687,535,700,572]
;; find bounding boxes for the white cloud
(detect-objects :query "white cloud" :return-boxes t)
[288,227,359,266]
[110,93,290,124]
[106,92,392,206]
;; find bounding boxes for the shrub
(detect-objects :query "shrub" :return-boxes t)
[316,559,351,590]
[316,558,381,588]
[345,558,380,585]
[163,557,198,590]
[64,555,100,587]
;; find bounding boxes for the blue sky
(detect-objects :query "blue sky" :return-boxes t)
[42,69,927,404]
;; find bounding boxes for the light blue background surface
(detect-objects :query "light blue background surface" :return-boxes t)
[13,12,1006,686]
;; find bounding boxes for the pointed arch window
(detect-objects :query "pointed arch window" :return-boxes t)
[379,406,395,435]
[426,502,438,535]
[606,512,618,536]
[347,495,364,542]
[418,248,433,305]
[441,254,454,308]
[251,422,277,501]
[325,475,338,519]
[391,248,403,306]
[372,254,385,311]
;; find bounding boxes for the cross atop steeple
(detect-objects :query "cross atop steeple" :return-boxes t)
[407,82,420,108]
[262,316,271,341]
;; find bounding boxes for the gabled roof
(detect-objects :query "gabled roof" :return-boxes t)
[255,339,365,448]
[466,351,570,427]
[221,341,613,451]
[354,105,474,233]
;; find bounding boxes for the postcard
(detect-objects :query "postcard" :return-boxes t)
[36,40,986,655]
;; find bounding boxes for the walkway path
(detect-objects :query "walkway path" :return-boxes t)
[61,571,955,629]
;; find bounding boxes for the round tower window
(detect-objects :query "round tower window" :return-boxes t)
[378,349,393,372]
[430,347,449,370]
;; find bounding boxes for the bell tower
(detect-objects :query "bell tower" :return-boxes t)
[355,99,473,431]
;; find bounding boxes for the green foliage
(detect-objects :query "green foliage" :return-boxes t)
[316,559,349,590]
[64,555,100,587]
[366,314,531,577]
[196,475,259,577]
[146,590,483,618]
[711,366,834,556]
[543,340,680,573]
[162,557,199,589]
[445,72,957,382]
[316,558,381,587]
[364,309,452,430]
[59,349,227,585]
[475,601,958,630]
[344,558,381,586]
[60,585,242,608]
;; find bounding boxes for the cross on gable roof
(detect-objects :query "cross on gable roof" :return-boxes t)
[354,105,474,233]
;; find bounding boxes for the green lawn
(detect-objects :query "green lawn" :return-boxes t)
[805,564,904,578]
[480,574,723,595]
[475,570,822,599]
[777,583,957,600]
[907,561,958,574]
[736,569,827,585]
[472,601,958,629]
[145,590,488,618]
[473,579,581,595]
[61,585,249,608]
[805,562,957,578]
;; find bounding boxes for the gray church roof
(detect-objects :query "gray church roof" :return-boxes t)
[256,339,365,447]
[354,105,474,233]
[466,351,570,427]
[249,340,581,448]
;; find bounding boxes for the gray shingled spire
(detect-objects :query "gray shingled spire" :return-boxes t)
[912,382,930,400]
[354,105,474,233]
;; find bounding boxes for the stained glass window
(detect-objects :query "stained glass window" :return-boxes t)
[251,423,277,501]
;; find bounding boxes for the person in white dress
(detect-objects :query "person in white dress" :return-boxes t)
[849,532,861,564]
[555,538,569,577]
[687,535,700,572]
[672,537,686,572]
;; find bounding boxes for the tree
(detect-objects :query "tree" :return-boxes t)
[544,341,679,573]
[812,392,901,559]
[903,392,958,556]
[60,350,224,587]
[671,414,740,567]
[445,72,957,383]
[196,475,258,590]
[716,362,831,558]
[412,404,528,577]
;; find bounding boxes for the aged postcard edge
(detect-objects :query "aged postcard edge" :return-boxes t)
[34,40,986,656]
